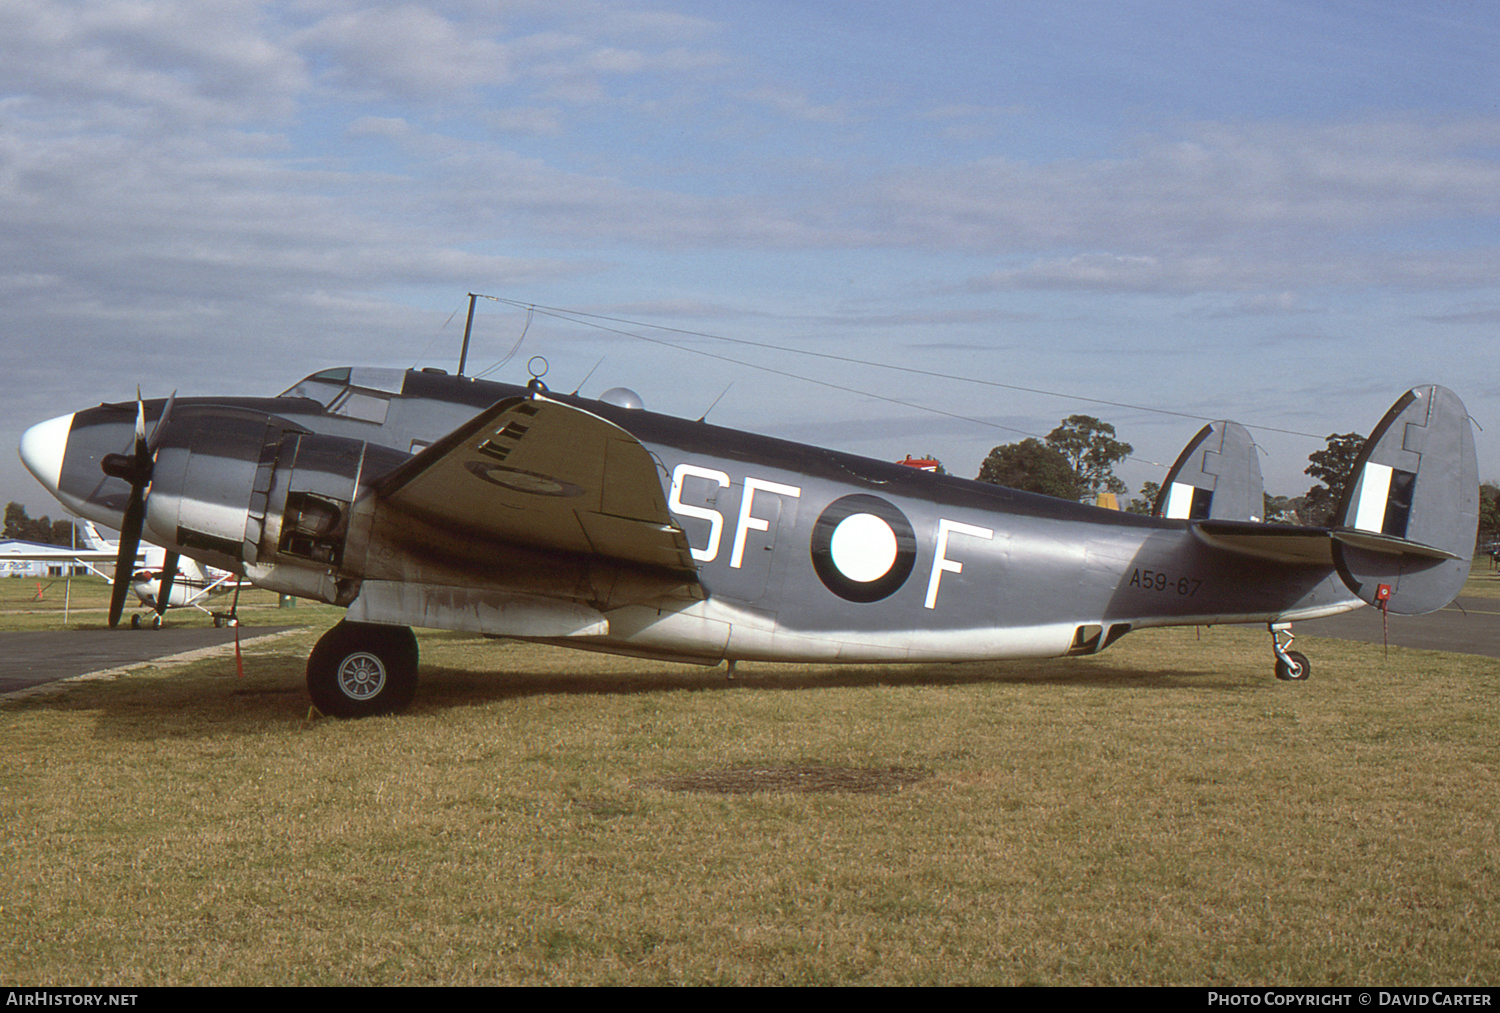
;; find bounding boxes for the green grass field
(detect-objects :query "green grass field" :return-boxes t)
[2,570,1498,985]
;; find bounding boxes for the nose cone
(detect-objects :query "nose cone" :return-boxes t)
[19,413,75,496]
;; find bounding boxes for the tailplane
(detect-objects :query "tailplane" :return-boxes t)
[1332,385,1478,614]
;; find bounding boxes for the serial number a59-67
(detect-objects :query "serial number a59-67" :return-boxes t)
[1127,568,1202,596]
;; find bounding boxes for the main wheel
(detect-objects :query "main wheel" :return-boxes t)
[1274,650,1311,682]
[306,621,420,717]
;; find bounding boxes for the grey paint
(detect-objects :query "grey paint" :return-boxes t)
[19,371,1480,674]
[1155,421,1265,522]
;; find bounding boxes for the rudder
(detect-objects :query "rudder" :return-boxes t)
[1332,385,1478,614]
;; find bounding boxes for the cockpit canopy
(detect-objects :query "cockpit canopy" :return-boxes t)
[280,367,408,424]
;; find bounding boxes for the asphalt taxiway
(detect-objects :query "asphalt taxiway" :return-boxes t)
[1299,596,1500,657]
[0,626,296,697]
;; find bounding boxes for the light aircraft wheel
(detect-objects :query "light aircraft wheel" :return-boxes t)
[130,613,142,630]
[306,621,419,718]
[1275,650,1311,682]
[213,616,222,628]
[150,614,162,629]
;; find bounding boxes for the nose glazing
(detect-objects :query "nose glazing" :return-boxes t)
[18,413,75,496]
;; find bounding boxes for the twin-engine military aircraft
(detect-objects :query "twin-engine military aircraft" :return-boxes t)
[18,364,1478,717]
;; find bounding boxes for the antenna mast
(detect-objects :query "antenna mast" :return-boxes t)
[458,293,477,377]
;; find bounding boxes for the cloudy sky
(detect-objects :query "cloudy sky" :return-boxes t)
[5,0,1499,516]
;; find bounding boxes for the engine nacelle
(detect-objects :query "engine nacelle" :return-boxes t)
[143,406,400,604]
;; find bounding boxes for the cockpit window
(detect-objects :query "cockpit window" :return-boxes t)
[326,387,390,424]
[279,366,403,424]
[280,369,347,405]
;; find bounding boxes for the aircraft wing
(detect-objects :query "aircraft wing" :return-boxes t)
[0,539,141,566]
[0,545,121,562]
[0,540,138,582]
[372,396,698,576]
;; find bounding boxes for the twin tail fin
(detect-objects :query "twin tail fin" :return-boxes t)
[1154,421,1265,522]
[1168,386,1478,616]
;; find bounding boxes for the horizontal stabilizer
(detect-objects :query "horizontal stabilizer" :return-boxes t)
[1195,520,1475,566]
[1155,421,1264,521]
[1330,528,1463,562]
[1190,520,1334,565]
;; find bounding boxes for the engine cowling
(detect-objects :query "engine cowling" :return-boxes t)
[142,406,395,604]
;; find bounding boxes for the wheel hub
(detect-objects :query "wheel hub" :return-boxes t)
[337,651,387,700]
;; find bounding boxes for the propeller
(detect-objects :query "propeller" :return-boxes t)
[154,551,180,621]
[99,389,175,628]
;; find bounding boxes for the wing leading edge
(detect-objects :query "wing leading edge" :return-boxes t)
[373,395,697,576]
[347,396,701,637]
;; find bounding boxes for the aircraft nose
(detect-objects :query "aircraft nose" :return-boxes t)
[18,412,75,495]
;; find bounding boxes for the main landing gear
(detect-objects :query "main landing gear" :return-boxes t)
[306,620,420,718]
[1269,622,1311,682]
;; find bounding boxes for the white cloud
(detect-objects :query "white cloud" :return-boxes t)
[479,107,565,136]
[295,5,518,99]
[3,2,1500,503]
[345,115,413,140]
[0,0,305,123]
[740,87,857,125]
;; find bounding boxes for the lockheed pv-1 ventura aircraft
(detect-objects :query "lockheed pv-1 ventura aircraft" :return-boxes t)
[17,364,1478,716]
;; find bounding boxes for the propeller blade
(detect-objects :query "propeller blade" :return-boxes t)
[133,388,148,459]
[107,387,159,629]
[147,391,177,454]
[155,551,179,618]
[108,485,145,628]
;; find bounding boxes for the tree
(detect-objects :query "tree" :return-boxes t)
[1478,483,1500,549]
[1302,432,1365,527]
[4,502,78,546]
[976,439,1084,500]
[1125,480,1162,515]
[1045,415,1132,497]
[1263,493,1296,524]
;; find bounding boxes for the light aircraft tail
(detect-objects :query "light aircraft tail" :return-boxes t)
[1330,385,1478,614]
[80,520,112,552]
[1155,421,1264,521]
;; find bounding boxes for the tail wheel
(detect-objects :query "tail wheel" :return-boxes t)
[1275,650,1311,682]
[307,621,419,717]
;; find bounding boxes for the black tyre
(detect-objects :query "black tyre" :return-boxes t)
[1274,649,1311,682]
[306,621,419,717]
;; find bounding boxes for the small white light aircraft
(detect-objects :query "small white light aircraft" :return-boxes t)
[17,364,1478,716]
[0,520,242,626]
